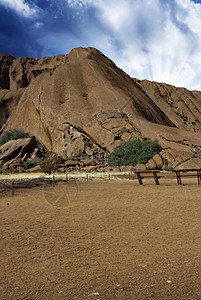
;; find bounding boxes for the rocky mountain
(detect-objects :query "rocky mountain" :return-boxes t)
[1,47,201,170]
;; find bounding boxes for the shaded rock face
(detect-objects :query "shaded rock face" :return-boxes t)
[1,47,201,169]
[0,89,25,131]
[0,54,15,90]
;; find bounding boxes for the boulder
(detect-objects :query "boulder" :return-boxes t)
[67,136,85,157]
[145,159,157,170]
[152,154,163,169]
[69,126,82,140]
[161,151,174,166]
[65,159,80,167]
[0,137,37,164]
[2,158,17,169]
[31,148,42,159]
[21,153,28,162]
[85,147,94,156]
[114,166,121,172]
[81,158,96,166]
[98,166,112,172]
[162,164,173,171]
[3,159,24,170]
[56,167,66,173]
[135,163,146,171]
[120,166,134,173]
[16,166,25,172]
[81,165,97,172]
[28,165,41,172]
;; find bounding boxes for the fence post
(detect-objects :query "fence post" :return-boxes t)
[11,181,14,197]
[66,173,68,182]
[176,170,181,185]
[53,175,55,184]
[86,174,88,181]
[136,171,143,185]
[153,171,160,185]
[197,169,201,184]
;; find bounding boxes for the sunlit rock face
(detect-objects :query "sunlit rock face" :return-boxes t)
[1,46,201,169]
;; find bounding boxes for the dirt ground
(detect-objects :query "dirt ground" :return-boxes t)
[0,178,201,299]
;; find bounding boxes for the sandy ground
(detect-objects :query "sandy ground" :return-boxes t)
[0,178,201,299]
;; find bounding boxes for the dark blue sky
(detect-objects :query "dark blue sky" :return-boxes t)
[0,0,87,58]
[0,0,201,90]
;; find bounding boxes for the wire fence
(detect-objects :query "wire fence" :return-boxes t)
[1,169,199,198]
[0,172,123,197]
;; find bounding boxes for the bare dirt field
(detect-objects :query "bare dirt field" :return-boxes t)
[0,178,201,299]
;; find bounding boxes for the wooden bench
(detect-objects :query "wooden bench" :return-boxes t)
[172,168,201,185]
[134,170,161,185]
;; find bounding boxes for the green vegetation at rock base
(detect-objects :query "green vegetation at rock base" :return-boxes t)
[0,129,29,146]
[108,139,162,167]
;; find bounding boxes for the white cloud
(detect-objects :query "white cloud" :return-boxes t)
[67,0,95,8]
[34,22,43,29]
[0,0,37,17]
[67,0,201,90]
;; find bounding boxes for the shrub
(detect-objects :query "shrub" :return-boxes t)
[38,143,48,153]
[108,139,162,167]
[39,153,63,174]
[0,129,29,146]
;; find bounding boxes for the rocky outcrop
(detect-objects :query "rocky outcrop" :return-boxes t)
[1,47,201,169]
[0,137,37,163]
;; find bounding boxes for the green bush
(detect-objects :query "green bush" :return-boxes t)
[0,129,29,146]
[39,153,63,174]
[38,143,48,153]
[108,139,162,167]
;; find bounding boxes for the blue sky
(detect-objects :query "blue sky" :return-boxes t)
[0,0,201,90]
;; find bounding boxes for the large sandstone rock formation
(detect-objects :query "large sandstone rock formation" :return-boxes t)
[1,47,201,169]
